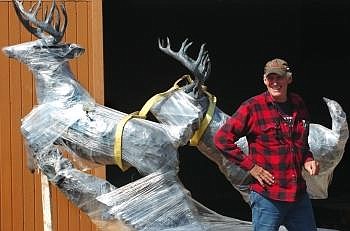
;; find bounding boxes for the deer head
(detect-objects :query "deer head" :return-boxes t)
[2,0,91,106]
[2,0,84,66]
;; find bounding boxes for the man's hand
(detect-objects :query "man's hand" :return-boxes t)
[249,164,275,187]
[304,160,320,176]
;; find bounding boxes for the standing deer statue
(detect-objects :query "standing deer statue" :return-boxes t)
[2,0,347,230]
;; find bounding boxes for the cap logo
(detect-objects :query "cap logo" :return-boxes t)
[264,58,290,76]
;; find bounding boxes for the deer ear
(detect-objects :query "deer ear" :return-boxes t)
[68,46,85,58]
[58,44,85,59]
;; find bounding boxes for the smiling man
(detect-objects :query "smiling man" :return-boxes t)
[214,58,320,231]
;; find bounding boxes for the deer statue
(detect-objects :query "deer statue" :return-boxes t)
[2,0,347,231]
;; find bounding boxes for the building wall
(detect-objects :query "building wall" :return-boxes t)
[0,1,105,230]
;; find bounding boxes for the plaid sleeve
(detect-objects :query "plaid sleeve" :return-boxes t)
[213,103,255,171]
[296,95,315,163]
[302,126,314,163]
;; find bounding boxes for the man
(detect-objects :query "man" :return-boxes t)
[214,58,320,231]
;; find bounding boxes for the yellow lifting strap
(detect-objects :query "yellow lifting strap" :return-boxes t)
[114,111,146,171]
[189,90,217,146]
[138,75,193,117]
[113,75,193,171]
[114,74,216,170]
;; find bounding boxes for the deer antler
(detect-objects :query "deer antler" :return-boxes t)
[158,37,211,87]
[12,0,67,43]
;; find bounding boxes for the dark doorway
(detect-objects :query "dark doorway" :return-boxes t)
[103,1,350,230]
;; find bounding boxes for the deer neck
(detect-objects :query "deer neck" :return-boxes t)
[32,61,94,108]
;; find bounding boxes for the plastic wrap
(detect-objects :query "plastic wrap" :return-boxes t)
[303,97,349,198]
[10,38,199,174]
[22,99,193,174]
[14,46,202,173]
[143,90,202,145]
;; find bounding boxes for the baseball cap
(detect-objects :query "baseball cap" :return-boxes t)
[264,58,290,77]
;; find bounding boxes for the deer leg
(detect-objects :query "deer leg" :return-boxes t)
[36,147,208,230]
[35,147,119,222]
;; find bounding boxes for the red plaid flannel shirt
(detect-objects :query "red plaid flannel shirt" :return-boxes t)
[214,91,314,202]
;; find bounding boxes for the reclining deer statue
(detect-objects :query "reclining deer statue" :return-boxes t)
[2,0,348,230]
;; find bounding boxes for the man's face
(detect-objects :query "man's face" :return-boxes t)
[263,73,292,102]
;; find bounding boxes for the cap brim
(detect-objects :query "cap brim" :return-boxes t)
[265,69,287,77]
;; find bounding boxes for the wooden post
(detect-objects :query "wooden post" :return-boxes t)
[41,173,53,231]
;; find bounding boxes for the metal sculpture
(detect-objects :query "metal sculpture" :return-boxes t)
[2,1,347,230]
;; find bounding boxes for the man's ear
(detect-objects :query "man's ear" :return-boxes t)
[287,75,293,84]
[263,75,268,85]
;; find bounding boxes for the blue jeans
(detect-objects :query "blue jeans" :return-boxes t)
[249,191,317,231]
